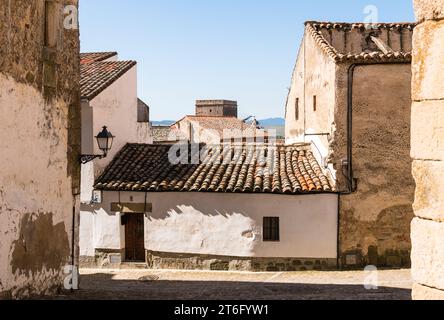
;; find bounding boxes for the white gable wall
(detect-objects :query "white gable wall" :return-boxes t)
[80,65,152,204]
[285,30,337,154]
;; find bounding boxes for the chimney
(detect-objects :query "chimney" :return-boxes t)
[195,100,238,118]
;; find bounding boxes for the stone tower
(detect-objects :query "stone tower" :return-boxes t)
[195,100,238,118]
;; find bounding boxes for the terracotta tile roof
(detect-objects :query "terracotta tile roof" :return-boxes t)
[305,21,415,63]
[94,143,333,194]
[80,52,118,64]
[81,60,136,100]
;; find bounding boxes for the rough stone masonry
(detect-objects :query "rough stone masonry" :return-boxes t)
[0,0,80,299]
[411,0,444,300]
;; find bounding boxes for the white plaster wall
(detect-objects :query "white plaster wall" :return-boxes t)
[81,100,94,155]
[286,37,306,144]
[285,30,337,160]
[80,208,123,256]
[92,208,122,250]
[80,162,94,204]
[0,74,75,294]
[80,65,152,204]
[81,191,338,259]
[90,65,152,174]
[79,209,94,256]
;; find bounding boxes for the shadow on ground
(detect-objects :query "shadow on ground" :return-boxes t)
[53,272,412,300]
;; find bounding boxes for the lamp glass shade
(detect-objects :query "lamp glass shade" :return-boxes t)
[95,126,114,153]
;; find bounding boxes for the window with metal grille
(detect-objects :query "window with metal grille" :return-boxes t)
[263,217,280,242]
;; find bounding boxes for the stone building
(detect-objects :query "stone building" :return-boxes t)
[0,0,80,298]
[411,0,444,300]
[196,100,238,118]
[171,100,268,145]
[285,21,416,268]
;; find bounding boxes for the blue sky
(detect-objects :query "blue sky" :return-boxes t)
[79,0,414,120]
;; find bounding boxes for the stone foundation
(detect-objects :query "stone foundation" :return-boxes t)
[146,251,337,272]
[339,248,411,270]
[81,250,338,272]
[80,249,125,269]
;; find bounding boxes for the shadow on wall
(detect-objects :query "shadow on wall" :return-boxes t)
[145,202,260,258]
[84,192,339,260]
[49,272,412,301]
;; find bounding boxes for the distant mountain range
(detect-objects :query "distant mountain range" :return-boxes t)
[151,118,285,126]
[151,120,175,126]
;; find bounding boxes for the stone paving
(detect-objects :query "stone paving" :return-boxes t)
[53,268,413,300]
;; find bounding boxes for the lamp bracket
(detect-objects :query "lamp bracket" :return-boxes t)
[80,154,106,164]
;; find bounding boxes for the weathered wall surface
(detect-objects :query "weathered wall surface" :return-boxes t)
[338,64,415,268]
[285,37,306,143]
[411,0,444,300]
[80,192,339,267]
[0,0,80,298]
[285,27,337,163]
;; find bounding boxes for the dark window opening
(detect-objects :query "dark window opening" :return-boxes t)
[313,95,317,112]
[263,217,280,242]
[295,98,299,120]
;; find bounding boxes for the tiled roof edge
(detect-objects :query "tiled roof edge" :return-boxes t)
[81,51,118,59]
[93,143,336,195]
[81,60,137,100]
[305,21,415,64]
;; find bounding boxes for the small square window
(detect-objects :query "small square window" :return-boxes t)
[263,217,280,242]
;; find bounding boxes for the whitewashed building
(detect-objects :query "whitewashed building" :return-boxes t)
[80,143,339,271]
[79,52,152,262]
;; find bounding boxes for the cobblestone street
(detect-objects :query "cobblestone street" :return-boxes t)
[54,268,413,300]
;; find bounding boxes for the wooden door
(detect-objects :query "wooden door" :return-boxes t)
[125,213,145,262]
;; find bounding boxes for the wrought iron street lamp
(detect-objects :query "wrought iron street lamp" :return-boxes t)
[80,126,115,164]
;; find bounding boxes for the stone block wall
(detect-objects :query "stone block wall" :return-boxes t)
[411,0,444,300]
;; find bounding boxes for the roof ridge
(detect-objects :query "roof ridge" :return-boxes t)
[305,21,416,28]
[305,21,414,64]
[80,51,118,55]
[84,60,137,65]
[186,115,238,118]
